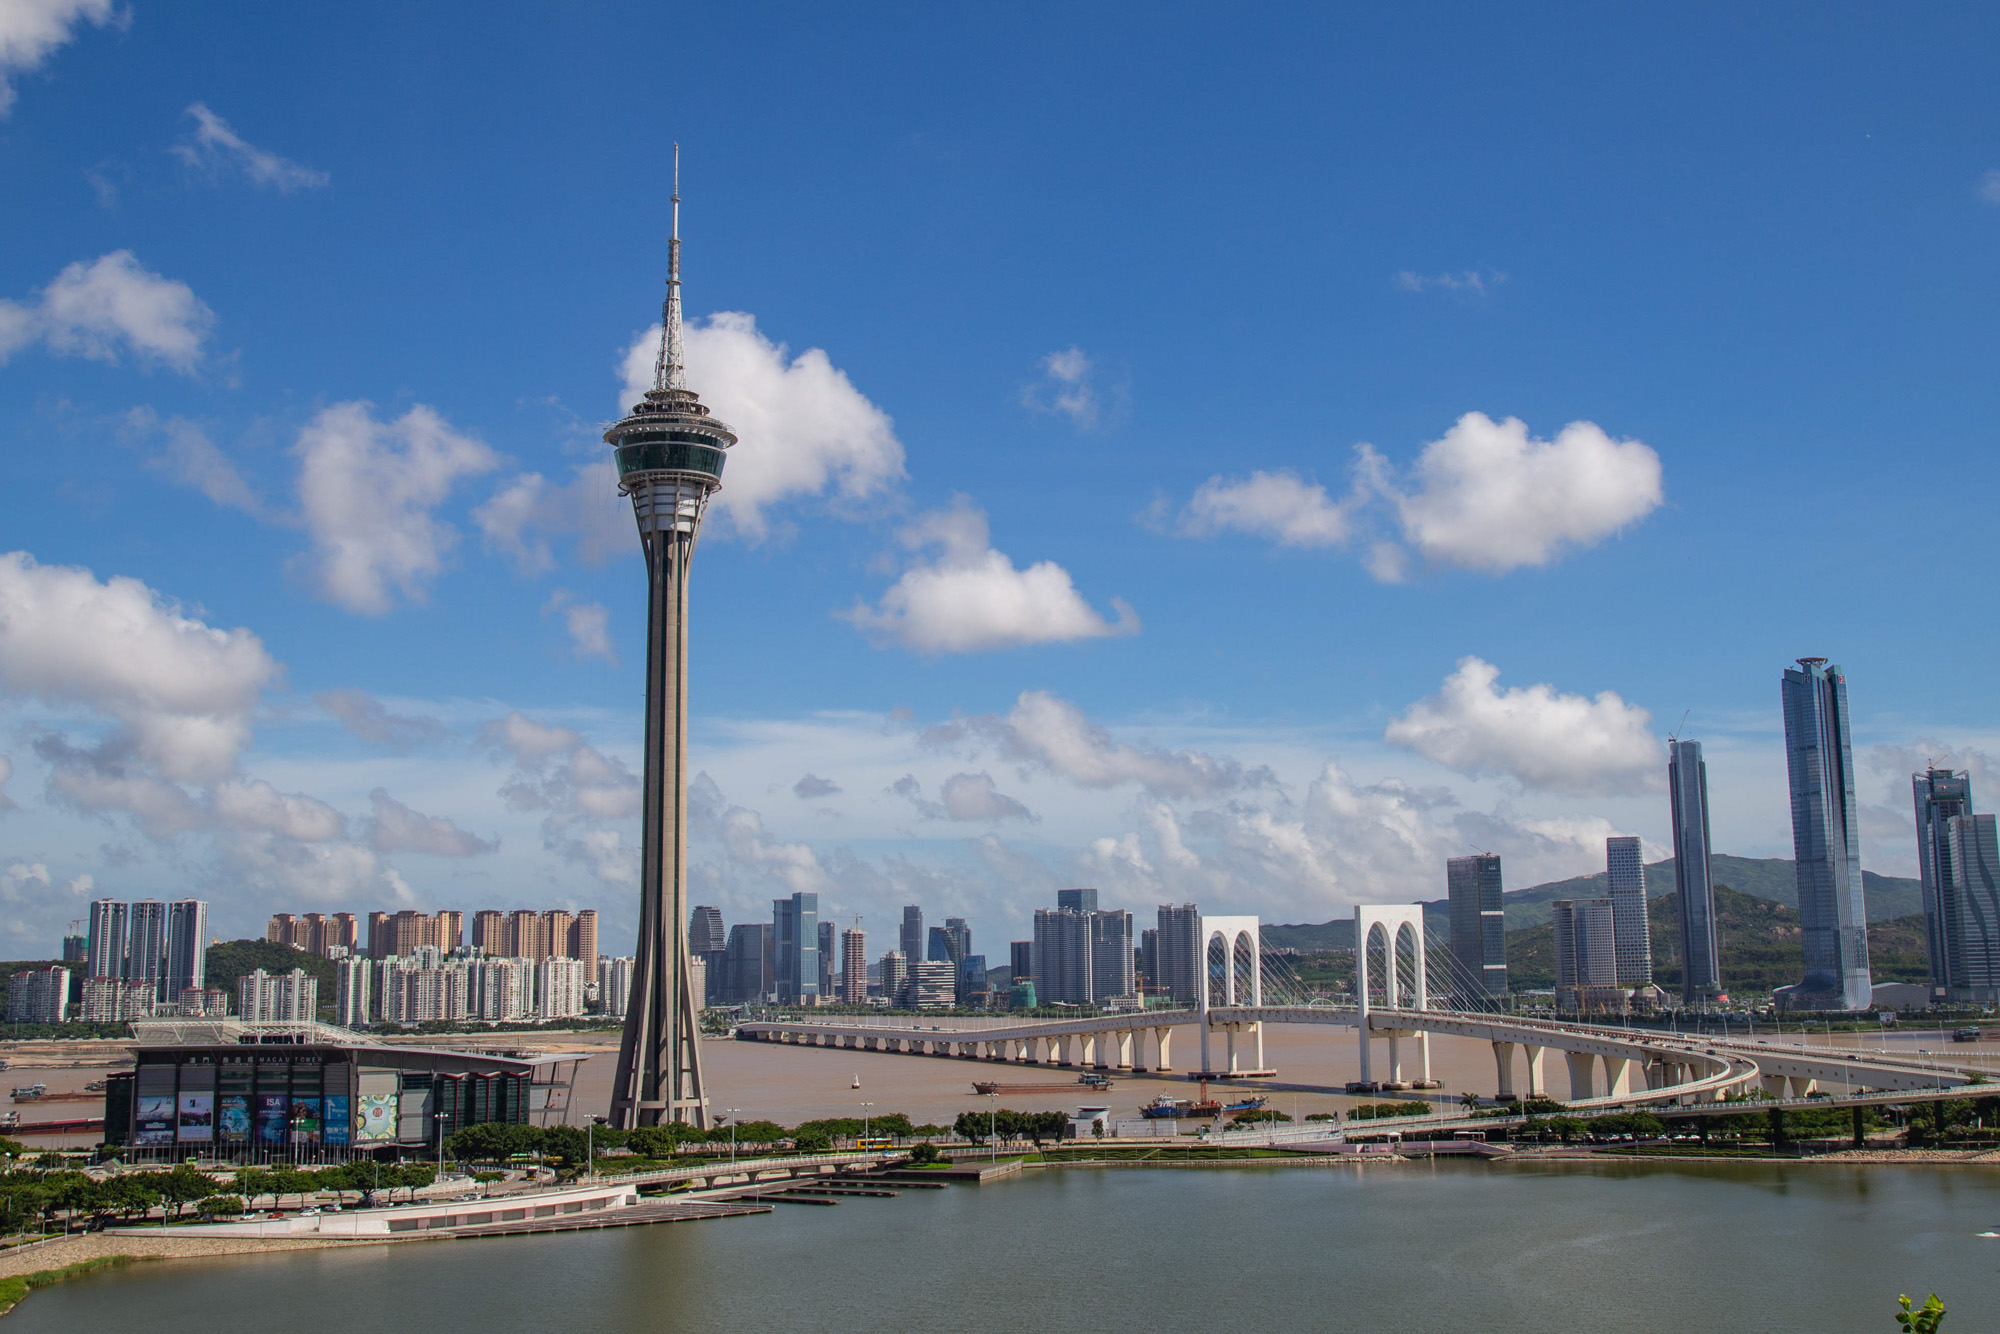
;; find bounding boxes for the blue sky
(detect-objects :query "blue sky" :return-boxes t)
[4,3,2000,958]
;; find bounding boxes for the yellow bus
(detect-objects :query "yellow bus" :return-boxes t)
[855,1136,893,1151]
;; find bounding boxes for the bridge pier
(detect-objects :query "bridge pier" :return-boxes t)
[1154,1027,1175,1073]
[1524,1045,1546,1099]
[1492,1041,1516,1100]
[1565,1050,1598,1100]
[1603,1055,1633,1098]
[1760,1074,1787,1098]
[1111,1030,1134,1070]
[1790,1076,1818,1098]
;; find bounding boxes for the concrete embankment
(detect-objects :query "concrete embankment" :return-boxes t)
[0,1231,405,1283]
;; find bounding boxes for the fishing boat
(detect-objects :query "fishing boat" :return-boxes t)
[1140,1093,1221,1119]
[9,1084,48,1101]
[1221,1095,1268,1113]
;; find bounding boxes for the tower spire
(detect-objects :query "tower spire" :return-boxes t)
[653,143,687,394]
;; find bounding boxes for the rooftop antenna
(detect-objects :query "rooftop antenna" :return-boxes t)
[651,143,686,394]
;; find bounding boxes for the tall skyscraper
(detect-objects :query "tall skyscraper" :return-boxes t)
[721,924,772,1004]
[166,900,208,1000]
[689,905,726,956]
[1089,909,1135,1002]
[608,152,734,1129]
[878,949,907,1005]
[1032,907,1094,1005]
[1552,898,1618,1011]
[1445,855,1508,1000]
[126,900,170,1002]
[1780,658,1871,1010]
[1604,837,1652,988]
[1009,940,1032,985]
[1057,888,1099,914]
[900,906,925,965]
[1155,904,1201,1004]
[840,928,867,1004]
[1668,739,1723,1006]
[772,893,820,1005]
[818,920,836,996]
[86,899,126,980]
[1915,768,1974,992]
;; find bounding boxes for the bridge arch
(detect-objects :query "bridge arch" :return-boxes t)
[1354,905,1429,1090]
[1195,915,1262,1075]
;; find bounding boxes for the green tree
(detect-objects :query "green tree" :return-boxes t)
[154,1165,219,1219]
[791,1128,833,1152]
[197,1195,245,1218]
[233,1167,274,1209]
[952,1112,988,1145]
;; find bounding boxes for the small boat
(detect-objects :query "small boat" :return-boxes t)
[1222,1095,1268,1113]
[1140,1094,1221,1119]
[851,1074,861,1088]
[9,1084,47,1101]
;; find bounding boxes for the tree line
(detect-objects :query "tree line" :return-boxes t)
[0,1161,439,1236]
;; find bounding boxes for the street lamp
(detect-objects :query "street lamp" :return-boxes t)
[434,1111,446,1184]
[724,1108,742,1167]
[861,1101,874,1148]
[986,1091,997,1162]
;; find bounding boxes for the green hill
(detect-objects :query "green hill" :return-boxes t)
[1263,854,1924,952]
[204,938,338,1013]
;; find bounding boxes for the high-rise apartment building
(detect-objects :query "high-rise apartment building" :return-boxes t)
[237,968,318,1023]
[81,976,153,1022]
[907,960,957,1009]
[1668,739,1723,1006]
[61,929,86,964]
[818,921,836,997]
[471,910,508,956]
[1446,855,1508,1000]
[368,910,463,959]
[86,899,127,980]
[1781,659,1871,1009]
[166,899,207,1001]
[1915,769,2000,1003]
[1009,940,1033,986]
[538,957,588,1019]
[689,905,726,956]
[1090,910,1135,1003]
[1604,837,1652,988]
[266,912,358,956]
[598,956,636,1019]
[773,893,819,1005]
[1154,904,1202,1004]
[840,928,867,1004]
[7,966,69,1023]
[1916,768,1974,993]
[1552,899,1617,1012]
[900,906,924,967]
[1032,907,1094,1005]
[335,956,373,1026]
[126,900,170,1001]
[1138,928,1158,993]
[878,950,907,1005]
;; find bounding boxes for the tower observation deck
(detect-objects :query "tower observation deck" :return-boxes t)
[607,147,732,1129]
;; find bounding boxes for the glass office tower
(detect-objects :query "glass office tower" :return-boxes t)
[1605,836,1653,987]
[1446,854,1508,1000]
[1780,659,1871,1010]
[1668,739,1722,1006]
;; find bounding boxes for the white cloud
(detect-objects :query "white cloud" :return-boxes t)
[0,551,278,785]
[1383,656,1661,796]
[211,778,344,842]
[1980,170,2000,206]
[483,711,639,887]
[619,312,905,539]
[171,103,329,191]
[0,754,14,812]
[1021,345,1102,429]
[929,690,1260,799]
[0,252,215,373]
[1366,412,1663,575]
[793,773,840,799]
[938,771,1033,822]
[843,500,1138,654]
[1394,270,1505,295]
[366,788,496,857]
[474,461,627,573]
[291,402,499,614]
[123,409,260,514]
[313,688,446,752]
[1179,470,1356,548]
[543,591,614,664]
[0,0,115,116]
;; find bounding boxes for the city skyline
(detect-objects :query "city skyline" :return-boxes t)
[9,9,2000,964]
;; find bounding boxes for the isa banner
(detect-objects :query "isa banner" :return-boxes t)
[254,1093,289,1144]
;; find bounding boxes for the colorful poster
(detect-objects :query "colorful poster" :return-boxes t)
[176,1092,214,1142]
[356,1092,398,1143]
[323,1095,351,1147]
[219,1095,252,1142]
[254,1093,289,1144]
[135,1096,175,1146]
[290,1096,322,1144]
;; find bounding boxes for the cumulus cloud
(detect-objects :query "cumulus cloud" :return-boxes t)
[1178,470,1356,548]
[0,754,14,812]
[291,402,499,614]
[938,771,1033,822]
[543,591,614,664]
[0,0,116,116]
[793,773,841,799]
[619,312,905,539]
[1173,413,1662,581]
[843,500,1138,654]
[313,688,446,752]
[366,788,496,857]
[212,778,344,842]
[0,552,278,785]
[1393,270,1505,295]
[0,252,215,373]
[482,712,638,886]
[171,103,329,191]
[1383,656,1661,796]
[928,690,1259,799]
[1020,346,1103,429]
[474,461,628,574]
[1981,170,2000,206]
[1365,412,1662,575]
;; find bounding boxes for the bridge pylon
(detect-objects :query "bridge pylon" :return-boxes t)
[1353,905,1437,1091]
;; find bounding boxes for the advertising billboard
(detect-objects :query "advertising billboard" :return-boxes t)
[176,1092,214,1142]
[135,1096,175,1146]
[290,1095,322,1145]
[219,1094,251,1142]
[356,1092,398,1143]
[323,1094,351,1147]
[254,1093,289,1145]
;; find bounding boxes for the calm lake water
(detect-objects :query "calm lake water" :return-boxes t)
[11,1161,1998,1332]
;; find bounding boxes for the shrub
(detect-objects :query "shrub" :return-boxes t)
[907,1142,943,1165]
[197,1195,244,1217]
